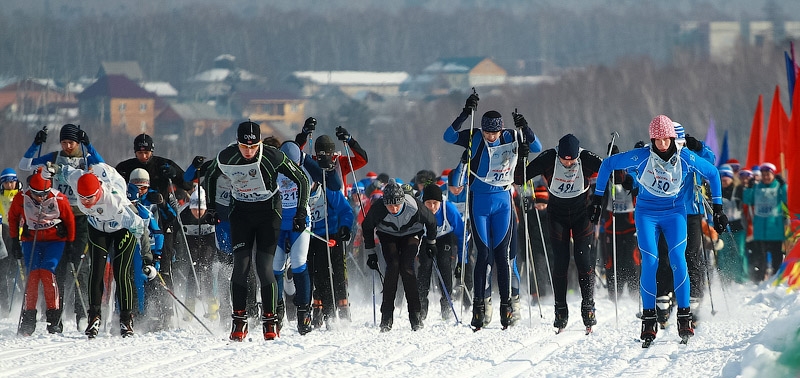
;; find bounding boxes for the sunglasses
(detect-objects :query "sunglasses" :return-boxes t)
[239,143,261,150]
[79,189,100,201]
[29,188,49,197]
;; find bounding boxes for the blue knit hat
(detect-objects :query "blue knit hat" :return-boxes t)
[0,168,17,184]
[481,111,504,132]
[280,141,301,164]
[718,164,734,179]
[673,122,686,142]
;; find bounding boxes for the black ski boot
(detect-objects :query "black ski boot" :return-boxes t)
[499,301,513,330]
[262,312,278,340]
[120,311,134,338]
[379,312,393,332]
[230,310,249,341]
[470,299,485,330]
[656,294,673,328]
[581,303,597,333]
[275,300,285,332]
[45,309,63,334]
[677,307,694,344]
[84,312,101,339]
[640,309,658,348]
[18,309,37,336]
[297,305,312,335]
[553,304,568,332]
[311,300,324,328]
[409,311,424,331]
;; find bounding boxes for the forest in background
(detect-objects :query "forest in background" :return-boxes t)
[0,2,795,179]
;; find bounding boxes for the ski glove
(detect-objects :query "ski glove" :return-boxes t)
[293,210,308,232]
[338,226,351,242]
[423,240,437,258]
[143,265,157,281]
[367,253,379,271]
[684,135,702,152]
[34,129,47,145]
[11,239,22,260]
[335,126,351,142]
[463,93,479,114]
[77,130,90,145]
[146,192,164,205]
[161,164,177,179]
[302,117,317,134]
[191,156,206,169]
[712,204,728,233]
[454,262,464,279]
[512,112,528,129]
[588,195,603,224]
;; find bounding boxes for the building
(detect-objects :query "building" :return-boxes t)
[418,57,507,94]
[290,71,409,98]
[232,90,306,140]
[0,79,77,125]
[76,74,157,137]
[679,21,800,64]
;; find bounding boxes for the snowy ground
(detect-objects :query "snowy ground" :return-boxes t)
[0,278,798,378]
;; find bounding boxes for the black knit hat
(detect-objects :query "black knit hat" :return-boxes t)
[237,121,261,145]
[314,135,336,154]
[134,133,154,152]
[422,184,443,202]
[557,134,580,159]
[60,124,80,142]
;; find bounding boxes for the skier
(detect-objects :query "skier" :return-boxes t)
[178,186,221,321]
[742,162,788,283]
[115,133,192,330]
[8,168,76,335]
[443,93,542,330]
[203,121,309,341]
[716,164,748,283]
[590,114,725,346]
[515,133,603,332]
[362,179,437,332]
[60,162,147,338]
[0,168,21,315]
[295,117,369,191]
[417,184,466,322]
[19,124,101,330]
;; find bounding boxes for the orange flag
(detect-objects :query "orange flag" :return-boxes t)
[764,86,786,172]
[746,95,764,170]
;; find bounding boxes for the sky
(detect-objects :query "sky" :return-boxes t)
[0,274,798,377]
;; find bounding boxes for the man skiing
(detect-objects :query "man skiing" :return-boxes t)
[295,117,369,191]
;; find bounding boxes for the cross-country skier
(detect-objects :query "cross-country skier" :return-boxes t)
[295,117,368,191]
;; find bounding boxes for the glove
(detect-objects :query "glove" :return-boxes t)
[621,175,635,191]
[588,194,603,224]
[712,204,728,233]
[146,192,164,205]
[161,164,177,179]
[11,239,22,260]
[153,252,162,272]
[367,253,379,271]
[55,222,68,238]
[77,129,90,145]
[293,210,307,232]
[142,265,157,280]
[130,223,144,239]
[454,262,465,279]
[512,112,528,128]
[463,93,479,114]
[338,226,351,242]
[191,156,206,169]
[684,135,702,152]
[335,126,350,142]
[302,117,317,133]
[34,128,47,145]
[205,209,221,224]
[424,241,437,258]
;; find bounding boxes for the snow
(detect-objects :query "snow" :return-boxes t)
[0,279,798,377]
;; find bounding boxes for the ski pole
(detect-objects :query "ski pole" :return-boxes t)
[459,87,477,318]
[16,201,43,335]
[432,257,460,325]
[607,131,620,328]
[321,172,340,320]
[304,229,336,247]
[514,120,543,322]
[372,269,376,327]
[695,181,717,316]
[168,177,205,317]
[340,136,367,220]
[156,272,215,336]
[69,262,88,322]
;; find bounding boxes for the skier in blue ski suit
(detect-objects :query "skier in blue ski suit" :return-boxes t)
[443,93,541,329]
[590,115,726,343]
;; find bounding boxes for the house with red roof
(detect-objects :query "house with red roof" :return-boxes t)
[76,74,157,137]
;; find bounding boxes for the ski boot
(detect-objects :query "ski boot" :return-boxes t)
[470,299,486,331]
[410,311,424,331]
[554,304,568,333]
[581,303,597,334]
[275,300,285,332]
[419,297,429,322]
[229,310,248,342]
[510,294,521,326]
[18,309,37,336]
[499,301,513,330]
[45,309,63,334]
[85,312,101,339]
[689,297,700,329]
[311,300,324,328]
[261,312,278,340]
[640,309,658,348]
[482,297,493,327]
[677,307,694,344]
[379,312,393,332]
[337,299,352,322]
[120,311,134,338]
[656,294,673,329]
[297,305,313,335]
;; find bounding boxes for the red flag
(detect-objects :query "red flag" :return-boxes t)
[764,86,785,172]
[788,73,800,223]
[746,95,764,170]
